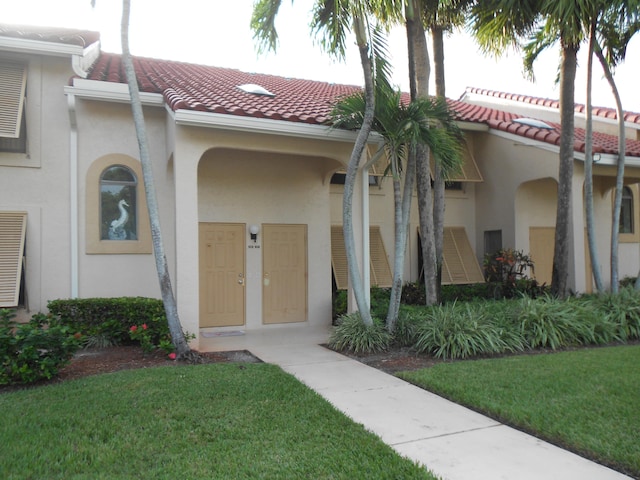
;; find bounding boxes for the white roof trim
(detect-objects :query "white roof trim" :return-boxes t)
[490,128,640,166]
[65,78,164,106]
[173,109,380,143]
[0,36,92,57]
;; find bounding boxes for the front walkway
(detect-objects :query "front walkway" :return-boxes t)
[199,324,631,480]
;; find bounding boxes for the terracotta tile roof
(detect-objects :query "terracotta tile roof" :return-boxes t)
[86,52,360,125]
[449,97,640,157]
[0,24,100,48]
[82,53,640,157]
[465,87,640,125]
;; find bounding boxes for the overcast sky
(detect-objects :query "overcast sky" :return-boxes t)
[4,0,640,111]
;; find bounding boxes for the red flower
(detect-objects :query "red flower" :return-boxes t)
[142,324,148,330]
[130,325,138,332]
[168,352,177,360]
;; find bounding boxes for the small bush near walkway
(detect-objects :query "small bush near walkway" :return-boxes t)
[0,309,79,385]
[331,286,640,358]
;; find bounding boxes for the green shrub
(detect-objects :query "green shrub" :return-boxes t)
[48,297,169,349]
[328,313,391,353]
[513,296,597,349]
[332,290,348,321]
[0,310,80,385]
[392,312,424,347]
[413,302,506,359]
[583,287,640,341]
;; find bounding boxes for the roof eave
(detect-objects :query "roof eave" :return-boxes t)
[173,109,380,144]
[0,35,93,57]
[65,78,165,106]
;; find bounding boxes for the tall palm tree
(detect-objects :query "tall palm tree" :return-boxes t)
[118,0,191,357]
[594,4,640,291]
[331,84,463,330]
[472,0,592,298]
[252,0,399,326]
[424,0,473,303]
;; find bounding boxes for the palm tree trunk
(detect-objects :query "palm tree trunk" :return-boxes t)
[407,0,437,305]
[432,25,446,303]
[593,46,627,292]
[120,0,190,357]
[387,147,417,331]
[584,21,604,293]
[343,15,375,326]
[551,43,578,299]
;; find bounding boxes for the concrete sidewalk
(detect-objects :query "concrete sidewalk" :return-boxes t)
[199,325,631,480]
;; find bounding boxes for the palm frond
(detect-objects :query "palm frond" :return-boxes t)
[251,0,285,54]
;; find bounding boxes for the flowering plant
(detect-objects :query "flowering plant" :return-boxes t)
[129,323,155,353]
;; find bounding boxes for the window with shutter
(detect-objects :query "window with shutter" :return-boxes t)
[0,211,27,307]
[331,225,392,290]
[0,62,28,153]
[419,226,484,284]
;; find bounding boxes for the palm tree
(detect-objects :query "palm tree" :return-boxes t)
[252,0,399,326]
[331,83,463,330]
[472,0,592,298]
[424,0,473,303]
[118,0,191,357]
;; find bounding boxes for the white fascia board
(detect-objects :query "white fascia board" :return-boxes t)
[173,109,380,144]
[0,36,88,57]
[64,78,164,106]
[491,128,640,166]
[457,121,490,132]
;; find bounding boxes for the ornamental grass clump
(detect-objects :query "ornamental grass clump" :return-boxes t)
[413,302,506,359]
[328,313,391,353]
[514,295,595,349]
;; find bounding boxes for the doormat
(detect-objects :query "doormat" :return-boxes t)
[201,330,245,338]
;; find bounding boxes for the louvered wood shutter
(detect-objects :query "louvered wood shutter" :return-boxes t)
[0,62,27,138]
[441,226,484,284]
[331,226,349,290]
[369,226,392,287]
[430,141,483,182]
[0,212,27,307]
[331,225,393,290]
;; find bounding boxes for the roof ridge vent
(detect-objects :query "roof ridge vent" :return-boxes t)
[513,117,554,129]
[238,83,275,97]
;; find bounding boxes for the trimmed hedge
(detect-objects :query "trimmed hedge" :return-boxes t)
[48,297,169,348]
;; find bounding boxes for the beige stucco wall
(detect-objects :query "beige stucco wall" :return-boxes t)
[74,100,174,300]
[0,54,75,312]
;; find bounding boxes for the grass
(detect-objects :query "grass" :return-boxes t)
[398,344,640,478]
[0,363,434,480]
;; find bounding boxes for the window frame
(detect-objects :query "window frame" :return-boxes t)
[618,184,639,244]
[86,155,152,254]
[0,56,41,167]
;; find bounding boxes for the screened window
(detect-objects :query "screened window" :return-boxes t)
[100,166,138,240]
[620,186,633,234]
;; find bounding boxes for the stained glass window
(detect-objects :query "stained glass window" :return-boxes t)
[100,165,137,240]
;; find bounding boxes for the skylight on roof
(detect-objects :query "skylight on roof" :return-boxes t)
[238,83,275,97]
[513,118,554,129]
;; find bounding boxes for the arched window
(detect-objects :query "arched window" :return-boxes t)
[100,165,138,240]
[86,154,151,254]
[620,186,634,234]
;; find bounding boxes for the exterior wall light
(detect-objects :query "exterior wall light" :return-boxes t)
[249,224,260,243]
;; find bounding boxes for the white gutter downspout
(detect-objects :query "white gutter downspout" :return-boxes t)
[67,93,79,298]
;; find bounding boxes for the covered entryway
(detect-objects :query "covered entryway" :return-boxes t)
[199,222,245,327]
[262,224,308,324]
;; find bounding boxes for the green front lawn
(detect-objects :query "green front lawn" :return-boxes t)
[1,363,434,480]
[399,344,640,477]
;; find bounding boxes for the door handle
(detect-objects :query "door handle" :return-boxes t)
[238,273,245,285]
